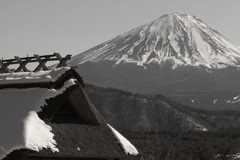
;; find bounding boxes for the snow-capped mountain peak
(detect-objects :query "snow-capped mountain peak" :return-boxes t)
[71,12,240,69]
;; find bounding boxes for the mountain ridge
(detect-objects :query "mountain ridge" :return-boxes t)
[71,12,240,69]
[86,84,240,160]
[69,12,240,110]
[86,84,240,132]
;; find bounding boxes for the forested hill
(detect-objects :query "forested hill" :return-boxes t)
[85,84,240,160]
[86,84,240,132]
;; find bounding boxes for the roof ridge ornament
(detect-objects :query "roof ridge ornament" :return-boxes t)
[0,53,71,73]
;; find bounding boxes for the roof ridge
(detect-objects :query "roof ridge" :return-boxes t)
[0,53,71,73]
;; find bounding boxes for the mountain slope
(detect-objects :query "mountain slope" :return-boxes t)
[86,84,240,132]
[69,12,240,110]
[71,12,240,69]
[86,85,240,160]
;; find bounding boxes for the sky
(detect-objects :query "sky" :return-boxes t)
[0,0,240,59]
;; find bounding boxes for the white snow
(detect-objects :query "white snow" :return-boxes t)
[186,117,208,132]
[0,67,70,85]
[213,99,218,104]
[0,78,76,158]
[226,95,240,104]
[233,96,239,100]
[215,153,240,159]
[107,124,139,155]
[70,12,240,69]
[233,153,240,159]
[24,111,59,152]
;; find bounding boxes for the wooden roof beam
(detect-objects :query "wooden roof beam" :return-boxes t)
[34,54,49,71]
[0,53,72,73]
[54,53,71,68]
[15,56,28,72]
[0,59,10,73]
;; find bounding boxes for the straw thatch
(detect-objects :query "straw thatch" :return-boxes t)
[1,67,141,160]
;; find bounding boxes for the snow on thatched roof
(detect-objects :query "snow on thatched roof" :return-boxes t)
[0,77,76,159]
[0,67,140,160]
[107,124,139,155]
[24,111,59,153]
[0,67,71,85]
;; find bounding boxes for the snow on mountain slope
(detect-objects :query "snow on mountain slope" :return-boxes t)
[70,12,240,69]
[68,12,240,111]
[227,95,240,104]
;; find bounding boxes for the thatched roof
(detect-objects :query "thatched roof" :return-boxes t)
[0,67,140,160]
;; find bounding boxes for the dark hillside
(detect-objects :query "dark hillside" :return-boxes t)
[124,131,240,160]
[86,84,240,132]
[85,84,240,160]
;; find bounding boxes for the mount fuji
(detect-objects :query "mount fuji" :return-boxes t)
[69,12,240,110]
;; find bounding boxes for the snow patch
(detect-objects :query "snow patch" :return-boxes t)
[0,78,76,158]
[233,96,239,100]
[24,111,59,152]
[216,153,240,160]
[186,117,208,132]
[0,67,71,85]
[226,95,240,104]
[107,124,139,155]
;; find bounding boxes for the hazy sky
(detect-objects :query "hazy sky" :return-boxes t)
[0,0,240,59]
